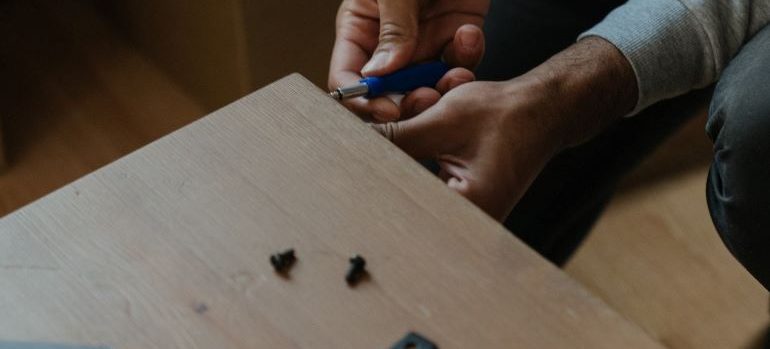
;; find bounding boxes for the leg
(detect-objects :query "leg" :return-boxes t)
[477,0,709,265]
[706,25,770,291]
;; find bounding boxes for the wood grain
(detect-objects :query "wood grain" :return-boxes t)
[567,165,770,349]
[0,75,661,348]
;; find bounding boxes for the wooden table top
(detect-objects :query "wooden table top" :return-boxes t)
[0,75,662,348]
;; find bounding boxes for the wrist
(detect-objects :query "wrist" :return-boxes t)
[495,77,567,162]
[519,37,638,149]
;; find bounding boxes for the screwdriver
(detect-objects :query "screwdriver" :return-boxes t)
[330,61,450,100]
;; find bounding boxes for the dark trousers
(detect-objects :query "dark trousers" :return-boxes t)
[477,0,770,291]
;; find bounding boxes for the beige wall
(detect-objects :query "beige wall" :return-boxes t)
[108,1,250,110]
[0,117,5,170]
[241,1,338,91]
[107,1,338,112]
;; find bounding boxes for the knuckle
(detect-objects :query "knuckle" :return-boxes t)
[441,93,469,113]
[378,21,417,44]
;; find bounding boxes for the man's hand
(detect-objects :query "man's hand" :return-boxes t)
[328,0,489,121]
[375,79,563,220]
[375,37,638,220]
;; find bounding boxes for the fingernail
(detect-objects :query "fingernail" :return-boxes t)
[362,51,390,75]
[458,31,480,51]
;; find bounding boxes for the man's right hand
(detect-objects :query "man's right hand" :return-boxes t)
[372,37,639,220]
[328,0,489,121]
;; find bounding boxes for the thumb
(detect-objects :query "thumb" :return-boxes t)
[362,0,419,77]
[372,104,449,159]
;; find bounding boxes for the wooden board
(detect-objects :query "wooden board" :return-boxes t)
[0,75,662,348]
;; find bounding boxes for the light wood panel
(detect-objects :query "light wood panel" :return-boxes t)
[0,0,205,217]
[0,75,662,348]
[567,115,769,348]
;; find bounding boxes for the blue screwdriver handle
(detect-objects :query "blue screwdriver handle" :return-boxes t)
[360,61,450,99]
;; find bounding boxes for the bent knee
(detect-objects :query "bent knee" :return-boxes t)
[706,97,770,212]
[706,85,770,290]
[705,24,770,291]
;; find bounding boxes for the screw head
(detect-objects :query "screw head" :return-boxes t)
[346,254,367,286]
[270,249,296,274]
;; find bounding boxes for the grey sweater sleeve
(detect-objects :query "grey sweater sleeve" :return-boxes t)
[579,0,770,115]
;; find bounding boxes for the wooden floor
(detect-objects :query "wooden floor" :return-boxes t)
[566,115,770,349]
[0,2,767,348]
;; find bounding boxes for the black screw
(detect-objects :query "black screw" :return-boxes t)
[390,332,437,349]
[270,249,296,275]
[194,302,208,314]
[346,255,367,286]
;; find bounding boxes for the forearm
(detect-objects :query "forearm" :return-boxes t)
[511,37,638,150]
[582,0,770,113]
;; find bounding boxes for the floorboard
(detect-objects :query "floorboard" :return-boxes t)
[567,115,769,349]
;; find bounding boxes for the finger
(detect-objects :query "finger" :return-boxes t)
[332,67,401,121]
[361,0,420,76]
[328,9,379,91]
[444,162,514,221]
[399,67,474,118]
[400,87,441,118]
[446,173,505,220]
[412,16,485,64]
[435,67,475,94]
[442,24,485,69]
[372,103,452,159]
[345,97,401,121]
[439,159,487,213]
[328,39,370,91]
[329,3,407,120]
